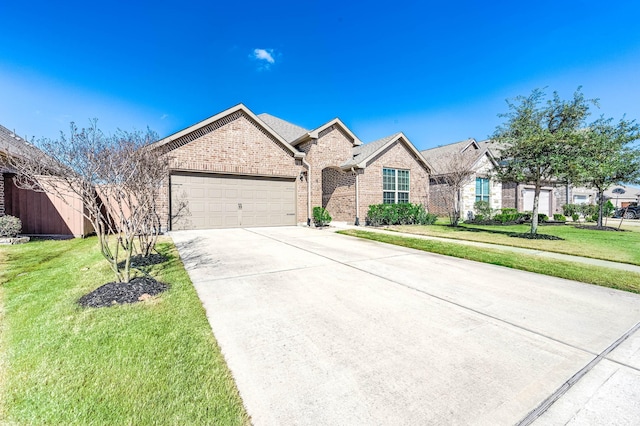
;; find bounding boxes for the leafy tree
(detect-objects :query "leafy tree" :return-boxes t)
[573,116,640,226]
[492,88,596,234]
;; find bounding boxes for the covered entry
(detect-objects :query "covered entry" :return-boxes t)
[170,173,296,230]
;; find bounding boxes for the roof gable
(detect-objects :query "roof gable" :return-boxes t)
[149,104,304,159]
[342,132,432,172]
[421,138,498,175]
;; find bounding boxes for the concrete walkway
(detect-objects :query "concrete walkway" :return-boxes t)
[172,227,640,425]
[331,222,640,274]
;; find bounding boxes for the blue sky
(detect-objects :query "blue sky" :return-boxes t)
[1,0,639,151]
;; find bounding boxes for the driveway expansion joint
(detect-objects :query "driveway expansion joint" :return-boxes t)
[517,321,640,426]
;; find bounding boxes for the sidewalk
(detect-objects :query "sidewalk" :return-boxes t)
[330,222,640,274]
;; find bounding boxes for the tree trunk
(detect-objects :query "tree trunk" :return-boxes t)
[597,189,604,227]
[531,184,540,234]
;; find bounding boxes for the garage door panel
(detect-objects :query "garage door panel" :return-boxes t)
[523,189,551,216]
[171,174,296,230]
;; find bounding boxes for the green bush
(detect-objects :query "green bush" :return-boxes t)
[474,201,493,219]
[0,215,22,238]
[500,208,518,215]
[562,204,579,217]
[603,200,615,217]
[579,204,598,217]
[538,213,549,222]
[493,212,525,223]
[553,213,566,222]
[366,203,436,226]
[589,213,599,222]
[313,206,332,227]
[571,213,580,222]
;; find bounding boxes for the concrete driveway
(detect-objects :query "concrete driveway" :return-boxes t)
[171,226,640,425]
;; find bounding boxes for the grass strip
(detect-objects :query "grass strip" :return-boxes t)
[390,223,640,266]
[338,229,640,294]
[0,237,249,425]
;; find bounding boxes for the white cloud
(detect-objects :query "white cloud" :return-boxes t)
[253,48,275,64]
[251,48,277,70]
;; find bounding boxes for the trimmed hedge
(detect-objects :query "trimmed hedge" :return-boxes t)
[366,203,437,226]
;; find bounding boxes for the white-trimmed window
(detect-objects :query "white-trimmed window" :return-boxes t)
[475,177,490,202]
[383,168,410,204]
[574,194,588,204]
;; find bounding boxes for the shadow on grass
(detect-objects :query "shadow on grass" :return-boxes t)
[445,225,565,240]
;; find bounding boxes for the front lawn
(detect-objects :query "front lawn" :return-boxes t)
[389,222,640,265]
[0,237,248,425]
[338,229,640,293]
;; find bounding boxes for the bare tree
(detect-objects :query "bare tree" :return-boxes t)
[430,150,477,226]
[1,120,168,283]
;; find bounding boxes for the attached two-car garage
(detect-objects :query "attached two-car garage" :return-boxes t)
[170,173,297,230]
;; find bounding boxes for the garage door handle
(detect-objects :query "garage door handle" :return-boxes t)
[238,203,242,210]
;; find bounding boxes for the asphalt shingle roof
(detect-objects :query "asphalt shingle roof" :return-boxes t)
[342,133,401,168]
[257,113,309,143]
[420,138,498,175]
[0,124,43,162]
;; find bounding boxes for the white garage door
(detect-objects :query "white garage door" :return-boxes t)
[523,189,551,216]
[170,174,297,230]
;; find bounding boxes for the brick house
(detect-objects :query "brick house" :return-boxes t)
[149,104,432,230]
[0,124,91,236]
[421,139,501,219]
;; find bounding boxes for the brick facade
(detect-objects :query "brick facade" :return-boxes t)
[155,106,430,228]
[298,125,357,222]
[157,112,306,228]
[359,140,430,221]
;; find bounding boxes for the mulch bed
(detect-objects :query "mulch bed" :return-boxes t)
[117,253,168,269]
[509,233,564,240]
[78,276,168,308]
[572,225,625,232]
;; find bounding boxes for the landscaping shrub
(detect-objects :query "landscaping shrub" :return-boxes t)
[0,215,22,237]
[538,213,549,222]
[553,213,566,222]
[562,204,579,217]
[313,206,332,227]
[493,212,524,223]
[366,203,436,226]
[579,204,598,217]
[474,201,493,219]
[571,213,580,222]
[603,200,615,218]
[500,208,518,215]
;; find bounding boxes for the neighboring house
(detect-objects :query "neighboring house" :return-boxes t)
[605,184,640,208]
[481,140,598,216]
[421,139,501,218]
[0,124,92,236]
[148,104,432,230]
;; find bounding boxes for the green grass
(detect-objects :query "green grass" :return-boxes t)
[0,237,249,425]
[389,222,640,265]
[338,229,640,293]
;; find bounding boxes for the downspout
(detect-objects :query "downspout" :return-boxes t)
[351,167,360,226]
[302,157,311,226]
